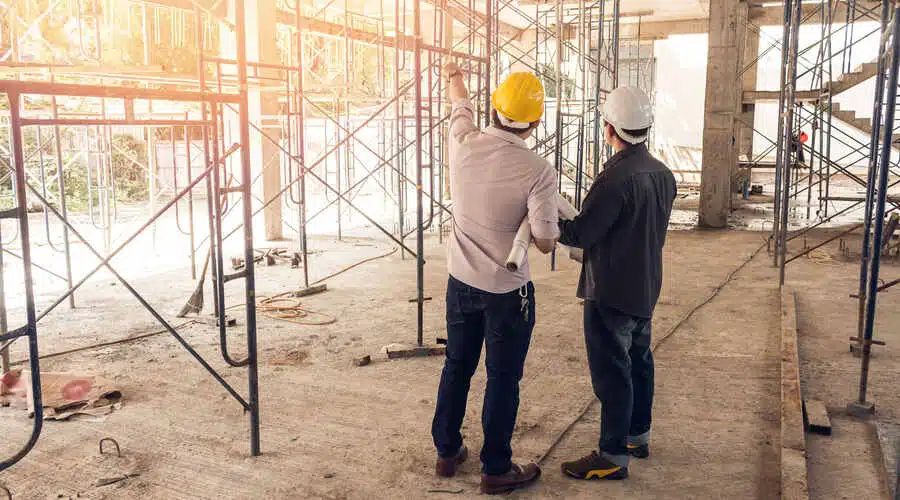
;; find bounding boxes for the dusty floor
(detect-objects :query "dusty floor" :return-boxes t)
[0,226,892,499]
[784,230,900,500]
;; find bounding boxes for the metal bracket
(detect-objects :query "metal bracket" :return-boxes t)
[849,337,886,346]
[99,437,121,457]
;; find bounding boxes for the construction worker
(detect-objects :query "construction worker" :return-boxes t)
[791,130,807,165]
[431,62,558,495]
[558,86,676,481]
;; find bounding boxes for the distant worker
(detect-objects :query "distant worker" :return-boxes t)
[431,62,558,495]
[791,131,808,165]
[558,86,676,481]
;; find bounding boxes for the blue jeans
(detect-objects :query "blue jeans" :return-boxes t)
[432,276,535,475]
[584,300,654,465]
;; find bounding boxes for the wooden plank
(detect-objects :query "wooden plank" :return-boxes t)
[780,287,809,500]
[386,346,446,359]
[782,448,811,500]
[292,284,328,298]
[803,399,832,436]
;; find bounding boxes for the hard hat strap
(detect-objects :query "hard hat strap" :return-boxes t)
[496,111,532,130]
[613,124,648,145]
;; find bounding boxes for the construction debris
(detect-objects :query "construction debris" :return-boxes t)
[232,248,301,270]
[95,474,139,488]
[12,371,123,422]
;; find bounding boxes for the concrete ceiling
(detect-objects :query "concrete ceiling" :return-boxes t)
[512,0,711,24]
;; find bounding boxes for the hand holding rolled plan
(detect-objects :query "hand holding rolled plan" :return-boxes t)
[505,193,583,272]
[505,219,532,272]
[556,194,584,263]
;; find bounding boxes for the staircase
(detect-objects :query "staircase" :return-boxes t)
[827,61,879,95]
[827,102,900,149]
[743,59,879,103]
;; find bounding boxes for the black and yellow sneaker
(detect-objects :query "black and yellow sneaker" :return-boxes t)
[627,443,650,459]
[561,451,628,480]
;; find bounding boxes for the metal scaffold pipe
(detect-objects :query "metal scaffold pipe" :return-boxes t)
[856,3,900,409]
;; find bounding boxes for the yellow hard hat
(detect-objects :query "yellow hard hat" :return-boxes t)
[491,72,545,124]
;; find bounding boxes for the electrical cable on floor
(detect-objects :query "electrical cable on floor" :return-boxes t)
[808,249,838,265]
[535,240,769,465]
[310,247,398,286]
[253,293,337,326]
[5,246,399,365]
[9,320,200,366]
[226,246,399,326]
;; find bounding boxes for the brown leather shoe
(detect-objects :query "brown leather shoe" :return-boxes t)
[435,445,468,478]
[480,463,542,495]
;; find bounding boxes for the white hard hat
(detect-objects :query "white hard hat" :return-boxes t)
[602,86,653,145]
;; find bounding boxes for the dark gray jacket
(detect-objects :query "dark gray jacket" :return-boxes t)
[558,144,677,318]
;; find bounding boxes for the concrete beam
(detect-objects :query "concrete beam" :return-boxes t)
[743,89,821,103]
[426,0,523,40]
[128,0,227,16]
[635,18,710,38]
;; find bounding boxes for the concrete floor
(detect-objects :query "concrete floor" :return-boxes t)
[786,231,900,500]
[0,228,892,499]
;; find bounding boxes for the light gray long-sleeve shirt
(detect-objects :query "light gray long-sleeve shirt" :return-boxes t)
[446,98,559,294]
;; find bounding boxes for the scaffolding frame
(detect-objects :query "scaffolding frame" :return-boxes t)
[765,0,900,411]
[0,0,621,469]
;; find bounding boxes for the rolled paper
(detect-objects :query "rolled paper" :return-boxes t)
[505,193,584,271]
[557,194,583,263]
[557,193,578,220]
[505,217,532,272]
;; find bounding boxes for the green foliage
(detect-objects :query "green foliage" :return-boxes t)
[0,131,149,213]
[110,134,149,202]
[538,63,576,100]
[2,1,210,74]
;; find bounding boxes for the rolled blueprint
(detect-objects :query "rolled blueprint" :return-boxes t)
[557,194,578,220]
[505,193,583,272]
[556,194,584,263]
[505,218,532,272]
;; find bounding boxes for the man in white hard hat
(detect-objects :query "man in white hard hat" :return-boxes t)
[431,62,558,495]
[558,86,677,481]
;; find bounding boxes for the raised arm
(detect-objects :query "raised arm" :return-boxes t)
[445,61,468,102]
[445,61,479,144]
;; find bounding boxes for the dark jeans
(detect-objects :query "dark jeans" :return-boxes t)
[432,276,535,475]
[584,300,654,461]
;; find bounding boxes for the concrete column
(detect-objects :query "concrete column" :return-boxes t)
[739,26,759,161]
[734,13,759,193]
[240,0,284,240]
[699,0,748,228]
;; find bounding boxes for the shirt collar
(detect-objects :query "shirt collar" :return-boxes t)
[603,143,646,171]
[484,126,529,149]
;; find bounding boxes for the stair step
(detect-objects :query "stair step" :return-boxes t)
[828,59,879,96]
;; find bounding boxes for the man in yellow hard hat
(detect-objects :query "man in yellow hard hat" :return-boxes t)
[431,62,558,495]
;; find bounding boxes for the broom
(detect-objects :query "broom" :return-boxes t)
[177,249,211,318]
